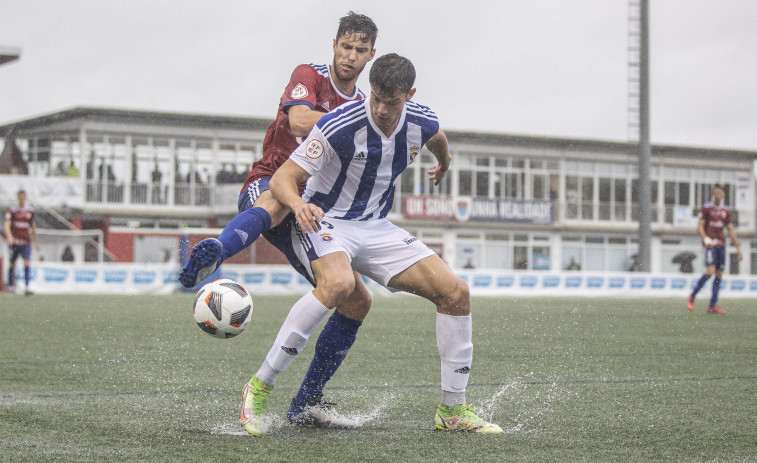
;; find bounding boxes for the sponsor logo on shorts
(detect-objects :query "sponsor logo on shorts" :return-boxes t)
[291,83,308,99]
[321,233,334,242]
[403,237,417,245]
[306,139,324,159]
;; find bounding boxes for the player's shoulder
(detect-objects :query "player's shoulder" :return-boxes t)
[317,99,367,136]
[405,100,438,121]
[293,63,329,79]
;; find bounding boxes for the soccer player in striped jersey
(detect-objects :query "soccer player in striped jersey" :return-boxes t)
[4,190,40,295]
[193,12,378,437]
[687,184,742,314]
[263,53,503,433]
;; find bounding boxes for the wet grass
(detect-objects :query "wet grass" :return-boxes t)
[0,294,755,462]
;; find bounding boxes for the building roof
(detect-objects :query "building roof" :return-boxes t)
[1,106,757,162]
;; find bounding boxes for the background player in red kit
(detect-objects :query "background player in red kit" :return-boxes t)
[4,190,40,295]
[687,184,742,314]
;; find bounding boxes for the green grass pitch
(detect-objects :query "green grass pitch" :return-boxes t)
[1,294,755,462]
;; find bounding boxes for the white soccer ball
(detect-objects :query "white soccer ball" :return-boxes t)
[193,279,253,339]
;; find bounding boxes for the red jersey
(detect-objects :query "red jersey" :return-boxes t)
[242,63,365,192]
[5,205,35,245]
[699,202,731,246]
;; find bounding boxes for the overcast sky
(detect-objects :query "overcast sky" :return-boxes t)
[1,0,756,151]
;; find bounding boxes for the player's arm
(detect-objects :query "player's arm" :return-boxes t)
[424,129,451,186]
[31,222,40,251]
[288,105,328,138]
[697,218,713,248]
[726,223,742,260]
[270,159,323,234]
[3,217,12,245]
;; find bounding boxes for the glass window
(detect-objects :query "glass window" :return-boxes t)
[532,246,550,270]
[401,169,415,194]
[458,170,472,196]
[475,171,489,198]
[562,246,582,270]
[513,246,528,270]
[608,248,629,272]
[457,244,480,270]
[484,243,511,270]
[581,177,594,219]
[533,174,546,200]
[584,247,605,272]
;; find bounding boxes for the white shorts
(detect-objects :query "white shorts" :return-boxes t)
[294,218,435,288]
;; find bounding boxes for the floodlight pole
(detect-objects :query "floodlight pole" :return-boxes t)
[637,0,652,272]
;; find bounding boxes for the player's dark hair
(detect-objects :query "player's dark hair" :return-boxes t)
[369,53,415,96]
[337,11,378,46]
[713,184,723,191]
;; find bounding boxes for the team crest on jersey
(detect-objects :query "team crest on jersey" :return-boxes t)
[409,146,420,162]
[320,233,333,242]
[291,83,309,99]
[306,139,324,159]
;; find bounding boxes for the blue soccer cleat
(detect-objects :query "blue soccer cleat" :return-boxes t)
[178,238,223,288]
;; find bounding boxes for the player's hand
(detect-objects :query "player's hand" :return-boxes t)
[294,202,324,234]
[703,236,714,248]
[6,236,13,246]
[427,163,449,185]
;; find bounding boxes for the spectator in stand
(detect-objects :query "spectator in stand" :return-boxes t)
[565,257,581,270]
[67,161,79,178]
[61,245,75,262]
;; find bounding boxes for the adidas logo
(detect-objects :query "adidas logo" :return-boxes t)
[235,229,249,245]
[454,366,471,374]
[353,151,367,161]
[281,346,299,356]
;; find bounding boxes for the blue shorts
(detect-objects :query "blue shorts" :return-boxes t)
[704,246,726,270]
[9,244,32,262]
[238,177,315,287]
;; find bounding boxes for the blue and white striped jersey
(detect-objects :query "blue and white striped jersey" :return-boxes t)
[289,98,440,221]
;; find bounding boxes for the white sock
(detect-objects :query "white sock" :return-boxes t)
[257,291,331,385]
[436,312,473,406]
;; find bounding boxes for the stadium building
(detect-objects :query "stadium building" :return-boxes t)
[1,107,756,293]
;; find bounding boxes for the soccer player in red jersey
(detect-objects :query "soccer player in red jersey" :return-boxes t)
[179,12,376,288]
[687,185,743,314]
[4,190,40,295]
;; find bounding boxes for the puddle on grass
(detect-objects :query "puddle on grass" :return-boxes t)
[210,414,288,436]
[209,390,395,435]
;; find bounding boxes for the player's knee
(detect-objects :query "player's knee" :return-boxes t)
[440,277,470,315]
[319,275,356,307]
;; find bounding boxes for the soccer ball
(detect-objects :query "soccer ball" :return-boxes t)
[193,279,253,339]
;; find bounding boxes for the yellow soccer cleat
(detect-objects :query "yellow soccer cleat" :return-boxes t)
[239,375,273,436]
[434,403,503,433]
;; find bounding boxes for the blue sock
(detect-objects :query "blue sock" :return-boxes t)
[691,273,711,298]
[292,310,362,406]
[709,278,721,308]
[24,267,30,287]
[217,207,271,261]
[8,267,15,287]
